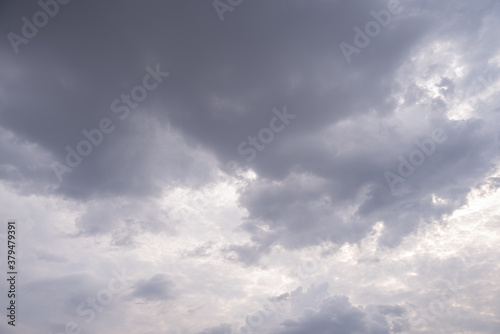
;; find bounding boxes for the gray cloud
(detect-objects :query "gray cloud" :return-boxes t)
[196,323,232,334]
[130,274,175,302]
[1,0,499,333]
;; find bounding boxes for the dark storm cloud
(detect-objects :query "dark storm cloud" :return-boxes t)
[1,0,425,200]
[0,0,497,260]
[1,1,216,199]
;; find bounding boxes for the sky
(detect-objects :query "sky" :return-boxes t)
[0,0,499,333]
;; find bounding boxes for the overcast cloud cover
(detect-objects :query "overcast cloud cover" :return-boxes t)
[0,0,499,333]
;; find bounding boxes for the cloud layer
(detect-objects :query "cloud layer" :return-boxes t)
[0,0,499,333]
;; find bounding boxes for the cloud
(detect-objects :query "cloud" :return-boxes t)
[196,323,232,334]
[130,274,175,302]
[1,0,500,333]
[206,282,407,334]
